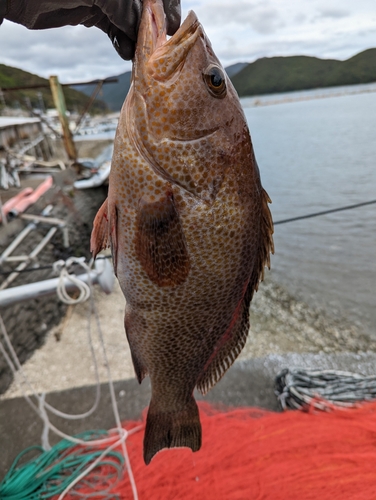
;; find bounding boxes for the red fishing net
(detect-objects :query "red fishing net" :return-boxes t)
[61,401,376,499]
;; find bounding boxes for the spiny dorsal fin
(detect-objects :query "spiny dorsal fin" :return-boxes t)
[135,189,190,287]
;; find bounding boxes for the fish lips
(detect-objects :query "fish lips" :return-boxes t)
[135,0,201,82]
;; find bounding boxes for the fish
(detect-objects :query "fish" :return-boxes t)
[91,0,274,465]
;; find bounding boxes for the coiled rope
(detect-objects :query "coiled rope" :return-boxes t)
[275,368,376,411]
[53,257,91,305]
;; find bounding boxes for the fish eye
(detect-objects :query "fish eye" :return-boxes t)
[203,65,227,99]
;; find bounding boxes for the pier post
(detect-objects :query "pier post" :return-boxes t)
[49,75,77,161]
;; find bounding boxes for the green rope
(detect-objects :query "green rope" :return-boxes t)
[0,431,124,500]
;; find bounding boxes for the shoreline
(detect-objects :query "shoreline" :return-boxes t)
[2,273,373,400]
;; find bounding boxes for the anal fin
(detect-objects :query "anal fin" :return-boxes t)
[135,189,190,287]
[144,395,201,465]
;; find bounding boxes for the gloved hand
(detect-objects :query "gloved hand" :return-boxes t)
[3,0,181,60]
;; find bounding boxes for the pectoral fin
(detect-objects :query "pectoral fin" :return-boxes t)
[91,199,110,257]
[135,190,190,287]
[90,198,118,273]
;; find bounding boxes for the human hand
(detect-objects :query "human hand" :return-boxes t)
[4,0,181,60]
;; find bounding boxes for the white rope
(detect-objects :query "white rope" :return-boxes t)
[53,257,91,304]
[0,257,139,500]
[89,278,139,500]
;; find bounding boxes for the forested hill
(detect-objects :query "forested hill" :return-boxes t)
[1,48,375,112]
[231,48,376,97]
[0,64,107,113]
[76,49,376,110]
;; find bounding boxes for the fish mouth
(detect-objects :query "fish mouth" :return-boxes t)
[134,0,201,81]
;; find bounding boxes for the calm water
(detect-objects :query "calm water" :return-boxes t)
[242,86,376,336]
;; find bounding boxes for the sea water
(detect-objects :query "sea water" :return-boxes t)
[242,85,376,337]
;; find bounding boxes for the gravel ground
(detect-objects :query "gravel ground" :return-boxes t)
[245,276,374,357]
[2,270,374,400]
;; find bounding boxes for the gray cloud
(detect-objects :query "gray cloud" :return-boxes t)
[212,21,375,67]
[317,9,350,19]
[294,13,307,24]
[197,1,284,34]
[250,8,284,34]
[0,21,131,81]
[1,1,374,82]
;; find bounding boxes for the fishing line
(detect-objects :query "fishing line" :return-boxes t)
[273,199,376,225]
[86,256,139,500]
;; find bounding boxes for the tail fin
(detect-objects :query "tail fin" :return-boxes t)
[143,396,202,465]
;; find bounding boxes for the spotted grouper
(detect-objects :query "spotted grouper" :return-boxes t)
[91,0,274,464]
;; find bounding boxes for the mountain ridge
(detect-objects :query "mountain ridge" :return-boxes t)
[1,48,375,113]
[232,48,376,97]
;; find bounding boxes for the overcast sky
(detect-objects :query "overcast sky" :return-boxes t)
[0,0,375,83]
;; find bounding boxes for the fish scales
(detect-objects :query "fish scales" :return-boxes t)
[91,0,274,464]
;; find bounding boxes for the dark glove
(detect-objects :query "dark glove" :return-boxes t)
[4,0,181,60]
[0,0,7,25]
